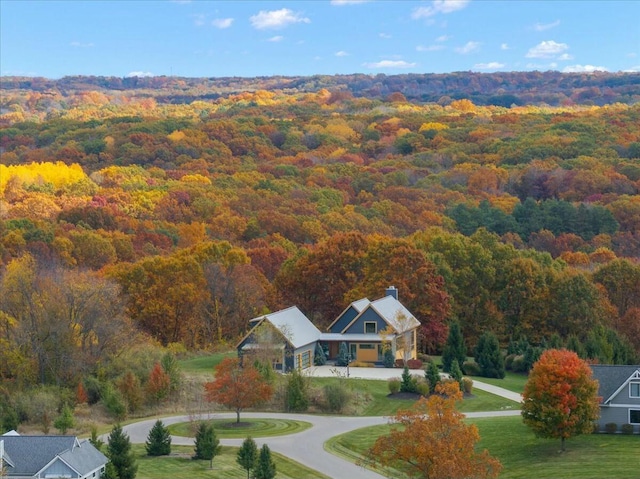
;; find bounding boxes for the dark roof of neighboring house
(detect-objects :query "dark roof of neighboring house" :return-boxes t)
[1,435,107,477]
[591,365,640,404]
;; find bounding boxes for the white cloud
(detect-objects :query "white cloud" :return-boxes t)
[412,0,470,19]
[526,40,569,58]
[436,35,451,42]
[127,71,154,77]
[364,60,417,69]
[330,0,370,4]
[250,9,310,29]
[532,20,560,31]
[70,41,94,48]
[192,14,206,26]
[501,43,510,50]
[379,32,392,39]
[267,35,284,42]
[455,41,480,54]
[473,62,505,70]
[212,18,233,29]
[416,44,444,52]
[335,51,349,57]
[558,53,573,61]
[623,65,640,72]
[563,64,608,73]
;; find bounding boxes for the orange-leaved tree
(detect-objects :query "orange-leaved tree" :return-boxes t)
[204,357,273,423]
[363,381,501,479]
[521,348,600,451]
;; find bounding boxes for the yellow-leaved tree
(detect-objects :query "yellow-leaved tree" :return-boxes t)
[363,381,501,479]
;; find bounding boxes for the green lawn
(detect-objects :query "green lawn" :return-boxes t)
[177,351,235,374]
[470,371,528,394]
[308,377,518,416]
[167,418,312,438]
[325,416,640,479]
[135,444,329,479]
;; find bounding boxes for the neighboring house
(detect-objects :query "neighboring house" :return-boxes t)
[591,365,640,434]
[237,286,420,372]
[0,432,108,478]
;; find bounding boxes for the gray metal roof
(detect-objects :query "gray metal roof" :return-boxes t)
[591,365,640,404]
[60,440,108,475]
[1,435,106,477]
[368,295,420,332]
[251,306,321,349]
[351,298,371,312]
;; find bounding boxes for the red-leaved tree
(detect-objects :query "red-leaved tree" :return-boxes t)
[204,357,273,423]
[521,349,600,451]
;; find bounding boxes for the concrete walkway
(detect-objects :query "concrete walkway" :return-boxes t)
[121,368,522,479]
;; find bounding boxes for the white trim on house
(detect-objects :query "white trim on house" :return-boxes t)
[629,381,640,398]
[39,455,80,479]
[604,403,640,408]
[364,321,377,334]
[602,369,640,404]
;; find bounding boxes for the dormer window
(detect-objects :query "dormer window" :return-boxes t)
[364,322,377,334]
[630,382,640,398]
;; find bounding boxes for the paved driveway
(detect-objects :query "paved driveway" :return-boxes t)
[121,366,522,479]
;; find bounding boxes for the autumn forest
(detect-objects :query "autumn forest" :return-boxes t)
[1,72,639,421]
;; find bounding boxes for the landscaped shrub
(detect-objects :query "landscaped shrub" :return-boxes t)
[400,366,418,393]
[416,380,430,396]
[337,342,350,367]
[462,360,481,376]
[510,354,527,373]
[461,377,473,394]
[504,354,516,371]
[605,422,617,434]
[394,359,405,368]
[323,383,350,412]
[450,359,464,389]
[383,348,395,368]
[425,361,441,394]
[406,359,423,369]
[621,423,634,435]
[388,378,401,394]
[350,360,374,367]
[474,331,505,379]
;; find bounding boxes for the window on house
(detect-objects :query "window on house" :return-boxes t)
[630,409,640,425]
[630,382,640,398]
[359,344,375,350]
[364,322,377,334]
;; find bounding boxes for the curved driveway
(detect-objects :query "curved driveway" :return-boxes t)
[122,368,522,479]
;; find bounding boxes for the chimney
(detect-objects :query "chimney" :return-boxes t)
[385,285,398,300]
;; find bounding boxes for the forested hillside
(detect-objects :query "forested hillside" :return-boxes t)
[1,75,639,421]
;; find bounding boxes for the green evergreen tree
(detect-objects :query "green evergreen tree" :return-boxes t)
[1,405,19,433]
[106,424,138,479]
[474,331,505,379]
[383,347,395,368]
[145,419,171,456]
[425,361,441,394]
[160,352,181,393]
[286,368,309,412]
[237,437,258,479]
[193,422,221,469]
[89,424,104,451]
[400,366,417,393]
[54,404,75,434]
[337,342,350,367]
[566,334,586,358]
[254,444,276,479]
[450,359,464,390]
[548,333,563,349]
[442,321,466,373]
[314,342,327,366]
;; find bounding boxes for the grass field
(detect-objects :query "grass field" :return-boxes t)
[167,418,312,438]
[134,444,329,479]
[308,376,518,416]
[325,415,640,479]
[177,351,235,374]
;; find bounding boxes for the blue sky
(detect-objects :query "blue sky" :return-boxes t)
[1,0,639,78]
